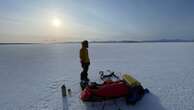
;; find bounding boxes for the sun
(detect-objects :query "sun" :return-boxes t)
[51,17,61,27]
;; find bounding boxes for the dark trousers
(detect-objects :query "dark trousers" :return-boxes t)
[81,62,90,81]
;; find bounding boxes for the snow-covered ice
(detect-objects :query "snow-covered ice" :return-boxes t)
[0,43,194,110]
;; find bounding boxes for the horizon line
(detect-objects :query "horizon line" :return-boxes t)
[0,39,194,44]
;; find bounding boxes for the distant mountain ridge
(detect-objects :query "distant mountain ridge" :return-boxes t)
[90,39,194,43]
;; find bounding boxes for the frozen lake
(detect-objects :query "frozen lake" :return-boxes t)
[0,43,194,110]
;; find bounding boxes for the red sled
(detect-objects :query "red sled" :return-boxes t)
[80,74,149,104]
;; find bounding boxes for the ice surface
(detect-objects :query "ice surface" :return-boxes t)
[0,43,194,110]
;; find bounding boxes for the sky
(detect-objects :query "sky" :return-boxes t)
[0,0,194,43]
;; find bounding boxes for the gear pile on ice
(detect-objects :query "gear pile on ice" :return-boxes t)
[80,70,149,105]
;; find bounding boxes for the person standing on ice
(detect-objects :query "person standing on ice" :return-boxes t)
[80,40,90,81]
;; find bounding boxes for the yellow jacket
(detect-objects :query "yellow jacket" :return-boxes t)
[80,47,90,63]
